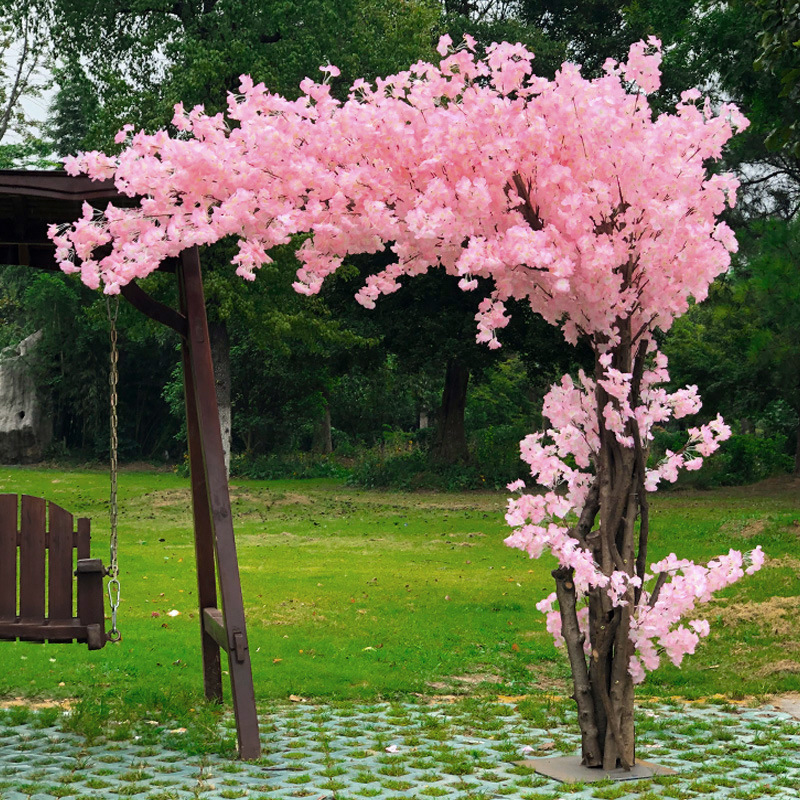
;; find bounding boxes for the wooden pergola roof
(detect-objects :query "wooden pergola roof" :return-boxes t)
[0,169,121,269]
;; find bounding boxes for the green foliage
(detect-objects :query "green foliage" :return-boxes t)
[470,424,531,486]
[665,216,800,474]
[230,452,350,480]
[0,139,58,169]
[42,0,440,153]
[752,0,800,155]
[347,424,530,491]
[44,57,102,157]
[0,266,180,461]
[712,434,794,485]
[626,0,799,220]
[650,430,793,488]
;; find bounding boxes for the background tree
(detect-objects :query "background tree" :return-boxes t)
[666,217,800,473]
[752,0,800,156]
[35,0,443,465]
[0,1,53,167]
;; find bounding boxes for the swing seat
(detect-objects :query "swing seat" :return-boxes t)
[0,495,106,650]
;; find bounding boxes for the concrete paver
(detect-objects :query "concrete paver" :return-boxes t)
[0,698,798,799]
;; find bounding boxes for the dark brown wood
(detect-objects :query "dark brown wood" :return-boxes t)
[47,502,74,641]
[202,607,229,651]
[180,246,260,760]
[554,567,602,767]
[0,620,89,639]
[121,281,187,336]
[0,170,118,201]
[19,495,46,631]
[75,558,106,650]
[182,332,224,704]
[0,494,17,620]
[0,172,258,757]
[76,516,91,559]
[0,497,104,648]
[432,358,470,464]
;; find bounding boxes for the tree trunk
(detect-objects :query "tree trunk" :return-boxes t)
[795,421,800,475]
[208,321,231,476]
[431,357,470,464]
[557,330,647,770]
[313,389,333,454]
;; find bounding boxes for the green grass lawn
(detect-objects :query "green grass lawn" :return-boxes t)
[0,467,798,721]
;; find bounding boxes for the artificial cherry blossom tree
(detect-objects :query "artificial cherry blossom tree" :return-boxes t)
[51,35,764,770]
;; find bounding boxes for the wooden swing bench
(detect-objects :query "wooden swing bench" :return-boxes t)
[0,495,107,650]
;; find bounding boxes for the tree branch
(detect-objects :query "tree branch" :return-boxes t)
[508,173,544,231]
[553,567,602,767]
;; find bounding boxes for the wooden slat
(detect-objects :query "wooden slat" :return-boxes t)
[0,170,118,201]
[75,517,91,560]
[0,495,17,620]
[0,620,87,640]
[19,496,46,632]
[75,559,105,650]
[47,502,74,641]
[202,607,229,652]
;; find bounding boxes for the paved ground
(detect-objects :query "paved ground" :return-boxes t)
[0,697,798,799]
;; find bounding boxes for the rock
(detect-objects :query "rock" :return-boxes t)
[0,331,52,463]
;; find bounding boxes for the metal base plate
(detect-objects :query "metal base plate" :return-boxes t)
[517,755,677,784]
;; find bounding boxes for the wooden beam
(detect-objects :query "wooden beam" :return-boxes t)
[121,281,187,336]
[202,606,228,651]
[179,246,261,761]
[182,316,224,704]
[0,170,119,201]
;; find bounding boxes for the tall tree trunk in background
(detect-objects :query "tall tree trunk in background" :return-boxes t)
[795,420,800,475]
[209,321,231,476]
[432,357,470,464]
[313,388,333,454]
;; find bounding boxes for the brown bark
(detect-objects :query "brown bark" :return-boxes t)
[432,357,470,464]
[795,422,800,475]
[313,390,333,455]
[554,567,602,766]
[562,321,646,770]
[208,322,231,476]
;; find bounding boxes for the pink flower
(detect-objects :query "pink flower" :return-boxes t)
[746,546,765,575]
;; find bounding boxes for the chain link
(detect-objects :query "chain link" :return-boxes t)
[106,296,121,642]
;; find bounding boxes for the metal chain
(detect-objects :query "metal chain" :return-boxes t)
[106,296,122,642]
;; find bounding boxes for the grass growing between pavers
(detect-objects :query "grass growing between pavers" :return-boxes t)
[0,467,798,728]
[0,698,798,799]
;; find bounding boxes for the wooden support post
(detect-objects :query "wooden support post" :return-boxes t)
[182,339,224,704]
[178,247,261,761]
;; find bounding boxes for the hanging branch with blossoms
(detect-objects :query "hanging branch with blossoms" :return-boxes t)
[50,34,762,771]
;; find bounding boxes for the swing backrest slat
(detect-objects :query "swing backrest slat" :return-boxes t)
[0,494,16,619]
[48,502,75,637]
[19,495,46,626]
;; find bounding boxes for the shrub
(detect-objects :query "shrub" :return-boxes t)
[230,452,350,480]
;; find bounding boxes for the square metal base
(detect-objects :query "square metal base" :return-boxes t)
[517,755,677,784]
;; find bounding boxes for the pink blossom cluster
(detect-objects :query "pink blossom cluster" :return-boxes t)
[52,37,746,358]
[531,549,764,685]
[628,547,764,682]
[504,353,762,683]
